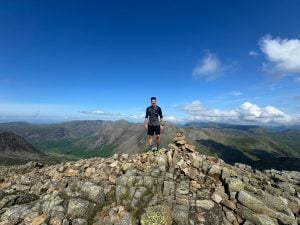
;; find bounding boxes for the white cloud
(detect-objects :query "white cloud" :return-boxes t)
[237,102,293,124]
[78,110,121,116]
[192,53,228,80]
[178,100,297,125]
[164,115,183,123]
[259,35,300,78]
[127,113,145,119]
[249,51,258,56]
[229,91,243,96]
[181,100,204,114]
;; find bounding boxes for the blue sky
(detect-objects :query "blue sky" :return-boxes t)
[1,0,300,125]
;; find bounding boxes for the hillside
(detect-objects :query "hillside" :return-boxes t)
[0,136,299,225]
[0,121,300,170]
[0,132,59,166]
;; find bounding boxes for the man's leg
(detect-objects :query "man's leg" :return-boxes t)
[155,125,161,150]
[156,135,160,150]
[147,125,154,151]
[148,135,153,147]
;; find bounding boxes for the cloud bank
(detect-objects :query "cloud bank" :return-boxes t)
[259,35,300,78]
[179,100,296,125]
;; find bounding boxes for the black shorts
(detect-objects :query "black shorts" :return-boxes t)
[147,125,161,136]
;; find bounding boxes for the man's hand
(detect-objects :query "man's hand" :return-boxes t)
[144,124,148,130]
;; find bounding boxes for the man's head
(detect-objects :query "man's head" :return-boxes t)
[151,97,157,107]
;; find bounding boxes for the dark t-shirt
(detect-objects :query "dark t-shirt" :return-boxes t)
[145,106,163,126]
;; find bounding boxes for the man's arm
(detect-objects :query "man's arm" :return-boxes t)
[144,108,149,129]
[159,107,164,126]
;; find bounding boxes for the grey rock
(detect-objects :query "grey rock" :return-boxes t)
[72,218,88,225]
[196,200,214,210]
[277,182,296,195]
[67,198,96,220]
[237,191,277,217]
[163,181,175,196]
[172,204,189,225]
[225,178,244,193]
[236,206,279,225]
[258,190,289,214]
[0,193,37,210]
[237,192,297,225]
[79,181,105,205]
[0,203,33,221]
[225,211,236,223]
[191,153,203,168]
[211,193,223,203]
[177,181,189,195]
[208,164,222,177]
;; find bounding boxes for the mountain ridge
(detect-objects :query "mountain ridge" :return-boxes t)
[0,121,299,170]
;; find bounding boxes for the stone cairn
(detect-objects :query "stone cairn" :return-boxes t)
[0,132,299,225]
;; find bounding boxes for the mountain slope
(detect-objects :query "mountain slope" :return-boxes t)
[0,131,56,165]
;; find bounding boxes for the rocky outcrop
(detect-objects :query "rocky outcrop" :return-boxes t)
[0,133,299,225]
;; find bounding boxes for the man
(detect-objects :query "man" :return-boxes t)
[145,97,163,152]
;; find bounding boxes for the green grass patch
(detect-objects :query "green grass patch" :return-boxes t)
[33,139,117,159]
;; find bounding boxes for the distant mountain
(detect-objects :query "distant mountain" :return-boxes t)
[184,121,300,132]
[0,131,56,166]
[0,120,300,170]
[184,122,263,132]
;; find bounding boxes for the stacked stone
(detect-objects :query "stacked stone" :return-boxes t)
[0,136,299,225]
[171,131,195,152]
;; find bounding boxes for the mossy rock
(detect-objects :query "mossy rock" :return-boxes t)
[140,205,172,225]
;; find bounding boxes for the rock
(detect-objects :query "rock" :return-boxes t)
[196,200,214,210]
[72,218,88,225]
[175,140,186,146]
[67,198,96,219]
[30,213,50,225]
[84,167,96,177]
[225,211,236,223]
[191,153,203,168]
[237,191,297,225]
[0,204,33,221]
[176,181,190,195]
[182,167,198,180]
[79,181,105,205]
[236,206,279,225]
[237,191,277,217]
[163,181,175,196]
[172,204,189,225]
[258,190,289,214]
[211,193,223,203]
[140,205,172,225]
[225,178,244,193]
[208,164,222,177]
[277,182,296,195]
[0,193,38,210]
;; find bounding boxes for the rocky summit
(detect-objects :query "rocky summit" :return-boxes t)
[0,132,299,225]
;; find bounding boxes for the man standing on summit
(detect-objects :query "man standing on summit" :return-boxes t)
[145,97,163,152]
